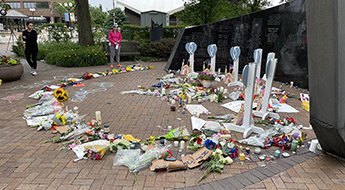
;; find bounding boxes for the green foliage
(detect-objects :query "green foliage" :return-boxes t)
[52,1,76,18]
[89,6,106,27]
[175,0,241,25]
[138,38,176,58]
[43,43,107,67]
[40,23,72,43]
[103,8,129,30]
[13,41,107,67]
[121,24,150,41]
[92,28,106,45]
[121,24,184,41]
[11,34,25,57]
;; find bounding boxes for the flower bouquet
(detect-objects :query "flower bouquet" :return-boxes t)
[53,88,70,102]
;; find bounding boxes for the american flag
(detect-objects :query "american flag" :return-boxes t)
[208,61,211,66]
[229,64,234,69]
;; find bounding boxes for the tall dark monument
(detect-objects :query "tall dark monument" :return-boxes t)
[307,0,345,158]
[166,0,308,88]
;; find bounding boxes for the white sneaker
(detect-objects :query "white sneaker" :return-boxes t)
[31,71,37,76]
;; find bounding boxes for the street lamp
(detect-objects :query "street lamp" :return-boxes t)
[29,8,35,24]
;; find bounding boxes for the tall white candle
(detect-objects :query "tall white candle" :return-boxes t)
[188,96,192,104]
[95,111,102,125]
[180,140,185,150]
[220,87,224,93]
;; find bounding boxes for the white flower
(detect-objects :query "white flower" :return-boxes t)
[224,156,233,165]
[215,148,223,155]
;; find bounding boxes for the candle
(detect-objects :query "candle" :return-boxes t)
[95,111,102,125]
[218,68,221,75]
[117,134,123,139]
[309,139,318,153]
[180,140,185,150]
[224,89,228,94]
[174,141,179,148]
[245,148,250,154]
[171,99,175,105]
[254,147,261,154]
[162,88,166,95]
[239,153,245,161]
[188,95,192,104]
[104,125,109,134]
[220,87,224,93]
[291,140,298,152]
[274,150,281,158]
[168,126,172,131]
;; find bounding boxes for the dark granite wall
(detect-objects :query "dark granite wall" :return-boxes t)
[166,0,308,88]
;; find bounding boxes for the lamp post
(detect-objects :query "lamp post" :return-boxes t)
[30,8,35,25]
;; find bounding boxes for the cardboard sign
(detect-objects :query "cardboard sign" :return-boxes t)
[181,147,213,168]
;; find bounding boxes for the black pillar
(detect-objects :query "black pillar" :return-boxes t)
[306,0,345,158]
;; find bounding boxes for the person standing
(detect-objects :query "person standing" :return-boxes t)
[108,23,122,67]
[22,22,38,76]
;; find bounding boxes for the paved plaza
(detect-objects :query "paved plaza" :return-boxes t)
[1,42,345,190]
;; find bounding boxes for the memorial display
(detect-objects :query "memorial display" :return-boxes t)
[166,0,308,88]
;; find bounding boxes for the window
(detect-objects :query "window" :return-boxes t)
[23,2,49,9]
[7,2,21,9]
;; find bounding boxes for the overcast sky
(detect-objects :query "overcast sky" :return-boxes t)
[89,0,123,12]
[88,0,282,13]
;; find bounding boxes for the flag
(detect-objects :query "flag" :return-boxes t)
[208,61,211,66]
[229,64,233,70]
[188,58,190,62]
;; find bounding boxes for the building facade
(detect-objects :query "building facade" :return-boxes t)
[5,0,64,23]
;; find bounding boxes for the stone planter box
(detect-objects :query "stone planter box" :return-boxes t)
[0,63,24,82]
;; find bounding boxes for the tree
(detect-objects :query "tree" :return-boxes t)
[176,0,293,26]
[103,8,129,30]
[89,6,106,27]
[52,0,76,19]
[175,0,241,26]
[75,0,94,46]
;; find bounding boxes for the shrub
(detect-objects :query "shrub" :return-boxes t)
[138,38,176,58]
[45,44,107,67]
[11,34,25,57]
[40,23,72,43]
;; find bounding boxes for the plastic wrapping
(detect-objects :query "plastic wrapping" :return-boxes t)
[113,149,141,168]
[113,144,170,173]
[24,105,62,118]
[60,128,90,141]
[130,144,170,173]
[239,128,280,147]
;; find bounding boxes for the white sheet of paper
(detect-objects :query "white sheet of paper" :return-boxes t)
[186,104,209,115]
[221,101,257,113]
[269,98,299,113]
[28,90,54,99]
[26,115,54,126]
[191,116,206,130]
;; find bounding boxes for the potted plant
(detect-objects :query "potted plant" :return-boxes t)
[198,72,215,87]
[0,55,23,82]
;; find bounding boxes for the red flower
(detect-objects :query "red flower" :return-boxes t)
[110,139,115,142]
[96,155,101,160]
[196,138,202,145]
[216,144,220,149]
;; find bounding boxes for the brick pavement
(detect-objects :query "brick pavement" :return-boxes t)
[1,43,345,189]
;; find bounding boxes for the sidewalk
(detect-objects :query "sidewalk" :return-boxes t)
[0,43,344,190]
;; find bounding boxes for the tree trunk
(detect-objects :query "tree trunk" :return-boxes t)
[75,0,94,46]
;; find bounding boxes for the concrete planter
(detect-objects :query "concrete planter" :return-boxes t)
[0,63,24,82]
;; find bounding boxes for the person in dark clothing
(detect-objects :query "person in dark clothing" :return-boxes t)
[22,22,38,76]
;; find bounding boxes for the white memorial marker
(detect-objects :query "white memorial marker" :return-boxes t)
[185,42,197,73]
[225,62,264,138]
[253,53,280,120]
[228,46,243,87]
[207,44,217,74]
[254,48,263,79]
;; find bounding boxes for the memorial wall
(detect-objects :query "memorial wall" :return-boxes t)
[166,0,308,88]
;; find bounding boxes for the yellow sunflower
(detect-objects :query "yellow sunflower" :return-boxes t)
[54,88,65,97]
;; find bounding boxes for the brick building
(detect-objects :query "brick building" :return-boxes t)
[5,0,64,23]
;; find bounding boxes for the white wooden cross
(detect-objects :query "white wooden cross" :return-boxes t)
[253,53,280,120]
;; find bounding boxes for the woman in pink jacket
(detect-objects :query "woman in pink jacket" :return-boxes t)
[108,23,122,67]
